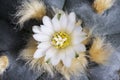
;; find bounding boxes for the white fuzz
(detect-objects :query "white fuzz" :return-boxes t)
[16,0,46,26]
[0,56,9,75]
[93,0,115,14]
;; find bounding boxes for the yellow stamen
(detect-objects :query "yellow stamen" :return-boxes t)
[51,32,71,49]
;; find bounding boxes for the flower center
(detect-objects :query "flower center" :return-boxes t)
[51,32,70,49]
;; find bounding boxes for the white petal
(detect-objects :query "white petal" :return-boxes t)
[33,33,50,42]
[60,14,67,29]
[62,56,72,67]
[66,12,76,33]
[57,50,65,61]
[33,49,45,59]
[51,54,61,66]
[72,35,86,45]
[60,48,72,67]
[68,12,76,24]
[71,26,86,45]
[32,25,41,33]
[52,14,61,31]
[65,58,72,67]
[45,47,57,61]
[73,44,86,54]
[65,47,75,59]
[61,48,75,67]
[73,31,86,38]
[66,22,75,34]
[37,42,51,49]
[41,25,54,35]
[42,16,53,28]
[73,26,82,33]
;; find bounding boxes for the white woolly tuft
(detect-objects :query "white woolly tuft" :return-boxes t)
[16,0,46,26]
[93,0,115,14]
[0,56,9,75]
[19,38,54,76]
